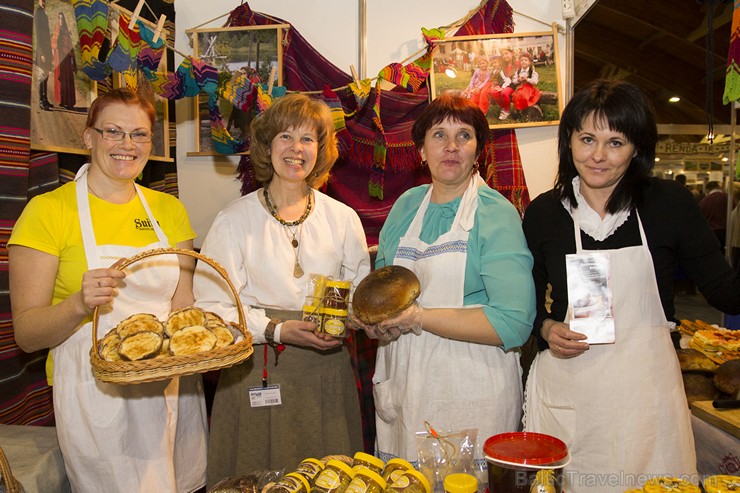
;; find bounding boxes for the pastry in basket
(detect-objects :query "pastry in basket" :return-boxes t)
[116,313,164,339]
[211,324,236,348]
[703,475,740,493]
[642,477,700,492]
[205,311,228,328]
[118,331,163,361]
[169,325,218,356]
[157,338,170,358]
[99,330,122,362]
[165,306,207,337]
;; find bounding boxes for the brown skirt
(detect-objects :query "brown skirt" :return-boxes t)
[206,309,363,486]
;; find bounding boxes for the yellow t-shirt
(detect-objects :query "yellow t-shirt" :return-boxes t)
[9,181,196,383]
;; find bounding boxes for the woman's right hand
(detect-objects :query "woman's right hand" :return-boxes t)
[279,319,342,351]
[541,319,589,359]
[79,266,126,314]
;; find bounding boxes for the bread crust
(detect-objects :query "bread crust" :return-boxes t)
[352,265,421,324]
[169,325,218,356]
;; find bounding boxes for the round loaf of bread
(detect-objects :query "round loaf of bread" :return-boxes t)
[352,265,421,325]
[714,359,740,395]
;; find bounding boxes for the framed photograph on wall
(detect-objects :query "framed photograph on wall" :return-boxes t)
[31,0,96,154]
[429,26,563,130]
[187,24,288,154]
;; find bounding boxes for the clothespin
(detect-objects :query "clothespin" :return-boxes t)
[152,14,167,43]
[350,65,361,86]
[267,66,277,95]
[127,0,145,30]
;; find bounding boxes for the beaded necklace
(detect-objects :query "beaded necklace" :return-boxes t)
[263,187,313,278]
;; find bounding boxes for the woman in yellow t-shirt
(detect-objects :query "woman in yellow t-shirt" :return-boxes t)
[8,88,207,493]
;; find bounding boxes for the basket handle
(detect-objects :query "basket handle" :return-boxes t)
[0,447,21,493]
[91,247,247,349]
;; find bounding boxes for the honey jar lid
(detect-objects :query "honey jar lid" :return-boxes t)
[443,473,478,493]
[398,469,431,493]
[326,459,355,477]
[321,307,349,316]
[353,451,385,471]
[284,472,310,493]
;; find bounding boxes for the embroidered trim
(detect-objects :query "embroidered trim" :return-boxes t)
[396,240,468,261]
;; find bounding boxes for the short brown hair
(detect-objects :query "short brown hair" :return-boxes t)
[86,88,156,129]
[411,92,490,158]
[249,93,338,188]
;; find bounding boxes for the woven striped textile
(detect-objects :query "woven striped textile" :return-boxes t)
[0,0,55,424]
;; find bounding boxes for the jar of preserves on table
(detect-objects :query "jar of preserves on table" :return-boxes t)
[388,468,432,493]
[352,452,384,475]
[381,458,414,484]
[270,472,311,493]
[295,458,325,484]
[345,466,387,493]
[311,459,354,493]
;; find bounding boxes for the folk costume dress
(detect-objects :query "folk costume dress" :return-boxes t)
[373,173,535,472]
[194,188,370,485]
[522,178,697,492]
[9,164,208,493]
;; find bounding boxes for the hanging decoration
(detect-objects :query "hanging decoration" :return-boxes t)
[723,0,740,104]
[72,0,112,80]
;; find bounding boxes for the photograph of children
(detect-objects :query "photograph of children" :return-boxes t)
[429,29,563,130]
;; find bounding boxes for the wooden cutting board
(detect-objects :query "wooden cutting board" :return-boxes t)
[691,400,740,438]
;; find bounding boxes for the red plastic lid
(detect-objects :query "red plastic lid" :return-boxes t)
[483,432,568,466]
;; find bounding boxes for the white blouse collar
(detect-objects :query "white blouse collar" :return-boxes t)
[561,176,631,241]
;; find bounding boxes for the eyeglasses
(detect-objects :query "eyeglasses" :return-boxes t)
[92,128,152,143]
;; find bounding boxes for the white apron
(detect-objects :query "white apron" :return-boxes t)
[523,210,696,492]
[51,164,207,493]
[374,174,522,467]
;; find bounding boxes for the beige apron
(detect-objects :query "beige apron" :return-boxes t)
[51,164,207,493]
[374,174,522,468]
[523,210,696,492]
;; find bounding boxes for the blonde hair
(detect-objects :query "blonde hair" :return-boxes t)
[249,93,338,188]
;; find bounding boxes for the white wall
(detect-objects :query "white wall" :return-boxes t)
[174,0,565,246]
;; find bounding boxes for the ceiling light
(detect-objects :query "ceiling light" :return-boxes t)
[445,67,457,78]
[723,157,729,162]
[668,96,680,103]
[655,157,660,162]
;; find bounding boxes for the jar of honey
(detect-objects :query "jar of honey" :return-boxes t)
[295,458,325,484]
[271,472,311,493]
[381,458,413,484]
[311,459,354,493]
[345,466,387,493]
[324,280,351,310]
[321,307,348,337]
[388,469,431,493]
[352,452,384,475]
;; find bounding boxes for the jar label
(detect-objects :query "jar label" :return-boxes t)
[296,462,322,479]
[391,476,410,489]
[324,318,346,335]
[346,477,369,493]
[387,470,405,484]
[315,469,341,489]
[276,476,304,493]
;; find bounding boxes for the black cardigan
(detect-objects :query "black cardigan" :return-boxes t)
[522,177,740,350]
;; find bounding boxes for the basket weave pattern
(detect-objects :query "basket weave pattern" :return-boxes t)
[89,248,253,384]
[0,447,21,493]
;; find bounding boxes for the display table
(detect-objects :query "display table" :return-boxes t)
[691,402,740,478]
[0,424,70,493]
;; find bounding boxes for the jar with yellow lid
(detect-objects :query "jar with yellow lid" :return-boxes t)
[345,466,387,493]
[311,459,355,493]
[388,468,432,493]
[382,458,414,484]
[295,458,325,484]
[352,452,384,475]
[270,472,311,493]
[320,307,349,337]
[303,305,322,327]
[703,475,740,493]
[443,473,477,493]
[323,280,351,310]
[642,477,700,493]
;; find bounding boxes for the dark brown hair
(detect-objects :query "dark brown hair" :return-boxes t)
[411,92,490,158]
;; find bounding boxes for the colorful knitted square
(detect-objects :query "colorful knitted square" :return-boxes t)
[72,0,111,80]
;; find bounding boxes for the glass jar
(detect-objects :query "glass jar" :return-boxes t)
[271,472,311,493]
[324,280,351,310]
[311,459,354,493]
[388,469,431,493]
[352,452,384,475]
[303,304,322,327]
[345,466,387,493]
[381,458,414,485]
[321,307,349,337]
[443,474,477,493]
[295,458,325,484]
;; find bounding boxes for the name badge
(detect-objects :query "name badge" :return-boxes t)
[249,384,282,407]
[566,252,615,344]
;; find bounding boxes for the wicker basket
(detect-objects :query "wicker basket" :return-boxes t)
[90,247,253,384]
[0,447,21,493]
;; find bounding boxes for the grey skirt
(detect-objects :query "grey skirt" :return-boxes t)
[206,309,363,486]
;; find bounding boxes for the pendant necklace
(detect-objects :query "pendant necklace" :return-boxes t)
[264,186,313,278]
